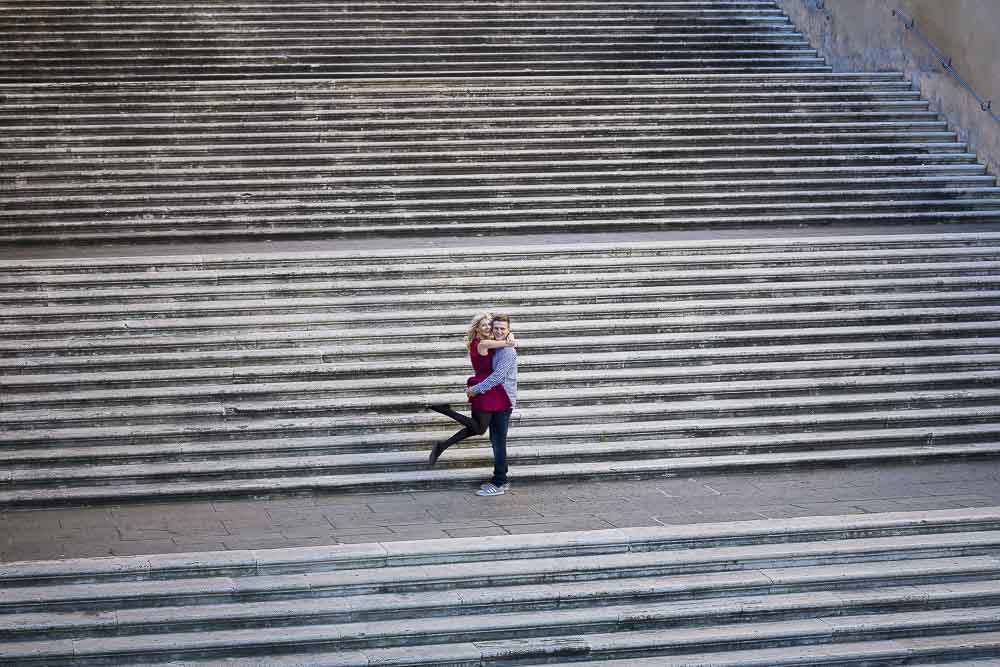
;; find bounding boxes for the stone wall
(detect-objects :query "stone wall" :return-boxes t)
[778,0,1000,176]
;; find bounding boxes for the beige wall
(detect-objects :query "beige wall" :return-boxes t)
[778,0,1000,176]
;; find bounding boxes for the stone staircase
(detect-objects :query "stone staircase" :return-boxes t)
[2,233,1000,507]
[2,2,998,244]
[3,2,1000,663]
[0,0,822,81]
[4,507,1000,664]
[4,73,999,243]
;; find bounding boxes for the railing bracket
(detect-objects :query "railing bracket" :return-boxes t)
[891,9,1000,127]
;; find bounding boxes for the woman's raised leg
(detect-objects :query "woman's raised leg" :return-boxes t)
[429,410,491,465]
[427,403,479,431]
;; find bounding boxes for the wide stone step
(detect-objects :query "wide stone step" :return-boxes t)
[0,1,784,6]
[4,22,796,34]
[1,62,831,80]
[7,180,990,211]
[2,424,998,499]
[0,75,917,104]
[17,258,985,296]
[2,106,944,135]
[3,313,999,365]
[6,441,1000,508]
[14,210,994,242]
[0,101,934,126]
[4,144,970,172]
[3,233,997,280]
[1,134,960,161]
[7,185,992,214]
[0,42,820,62]
[0,254,894,306]
[4,290,999,339]
[114,631,1000,666]
[8,158,982,191]
[4,10,786,19]
[4,20,793,30]
[9,174,992,202]
[19,421,1000,482]
[6,199,1000,237]
[2,47,823,68]
[2,12,790,20]
[12,295,982,333]
[10,113,952,142]
[9,47,816,59]
[3,3,784,12]
[0,28,805,40]
[2,242,996,297]
[6,370,1000,429]
[0,121,954,150]
[3,229,994,269]
[0,14,791,25]
[0,70,910,86]
[0,91,924,110]
[2,436,998,501]
[3,314,996,362]
[6,131,953,163]
[6,69,842,86]
[578,641,1000,667]
[1,15,791,27]
[10,161,979,186]
[5,353,999,408]
[4,203,999,243]
[5,191,995,229]
[3,6,788,17]
[5,148,972,182]
[1,59,826,82]
[4,420,998,467]
[5,338,999,402]
[4,380,1000,433]
[6,350,1000,401]
[2,509,1000,663]
[3,398,999,462]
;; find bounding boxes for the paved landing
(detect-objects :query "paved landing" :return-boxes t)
[4,460,1000,563]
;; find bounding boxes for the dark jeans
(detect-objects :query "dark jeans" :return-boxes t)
[489,408,512,487]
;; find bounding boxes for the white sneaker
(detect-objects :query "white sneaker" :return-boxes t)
[476,483,507,496]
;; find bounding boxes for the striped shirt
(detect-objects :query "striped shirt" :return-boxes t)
[472,346,518,409]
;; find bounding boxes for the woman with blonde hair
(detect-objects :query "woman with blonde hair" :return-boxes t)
[427,310,516,465]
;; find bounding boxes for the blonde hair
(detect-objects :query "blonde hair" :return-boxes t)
[464,311,493,345]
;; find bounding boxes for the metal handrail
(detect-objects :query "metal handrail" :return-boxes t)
[891,8,999,127]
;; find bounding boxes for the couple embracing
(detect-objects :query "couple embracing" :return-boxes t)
[427,312,518,497]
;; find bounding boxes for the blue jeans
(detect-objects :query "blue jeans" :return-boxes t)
[489,408,512,487]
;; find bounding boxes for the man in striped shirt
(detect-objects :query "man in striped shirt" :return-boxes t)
[467,314,518,497]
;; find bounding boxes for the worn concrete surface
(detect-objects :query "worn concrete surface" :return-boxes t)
[4,461,1000,562]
